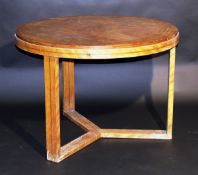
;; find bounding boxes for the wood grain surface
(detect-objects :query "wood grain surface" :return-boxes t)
[15,16,179,59]
[44,56,61,162]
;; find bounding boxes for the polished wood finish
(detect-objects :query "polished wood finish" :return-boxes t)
[44,56,61,162]
[63,110,100,132]
[99,129,167,139]
[15,16,179,163]
[62,60,75,112]
[167,47,176,138]
[16,16,178,47]
[15,16,179,59]
[59,131,100,162]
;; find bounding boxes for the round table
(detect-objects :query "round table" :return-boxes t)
[15,16,179,163]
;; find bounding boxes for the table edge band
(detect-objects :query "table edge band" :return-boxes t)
[15,33,179,59]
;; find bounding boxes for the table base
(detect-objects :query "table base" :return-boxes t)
[44,48,176,163]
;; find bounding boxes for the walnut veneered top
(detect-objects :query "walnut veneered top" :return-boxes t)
[15,16,179,59]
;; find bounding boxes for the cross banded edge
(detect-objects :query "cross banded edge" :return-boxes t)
[15,33,179,59]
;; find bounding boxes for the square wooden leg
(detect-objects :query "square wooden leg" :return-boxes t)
[62,60,75,112]
[166,47,176,139]
[44,56,61,162]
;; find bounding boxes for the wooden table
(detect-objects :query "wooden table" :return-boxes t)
[15,16,179,163]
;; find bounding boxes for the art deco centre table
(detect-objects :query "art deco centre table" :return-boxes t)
[15,16,179,163]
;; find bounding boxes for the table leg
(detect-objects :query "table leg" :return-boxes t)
[167,47,176,139]
[44,56,61,162]
[62,60,75,112]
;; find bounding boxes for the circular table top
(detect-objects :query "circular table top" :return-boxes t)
[15,16,179,59]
